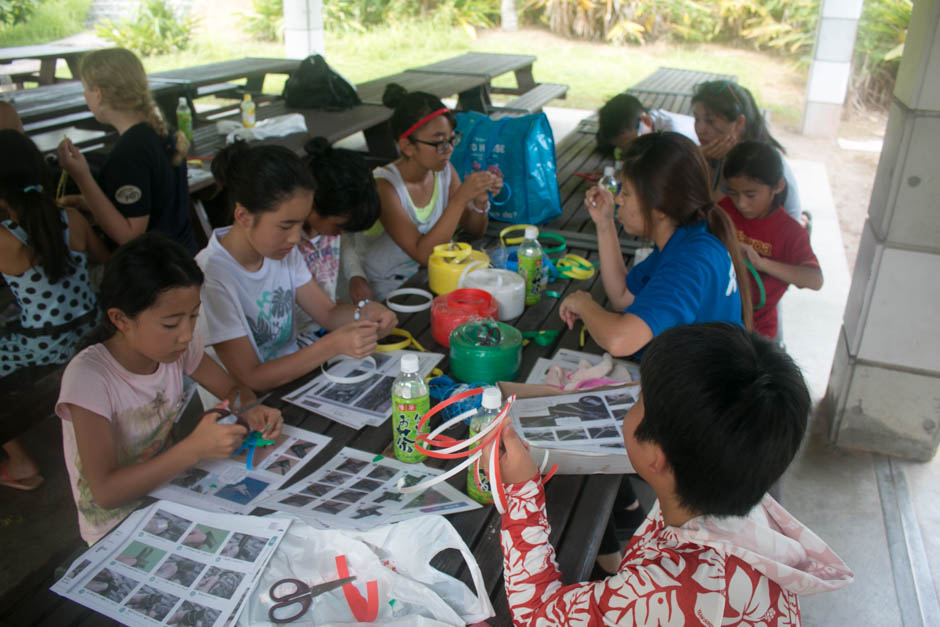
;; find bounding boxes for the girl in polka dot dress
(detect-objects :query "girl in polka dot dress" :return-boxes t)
[0,130,108,490]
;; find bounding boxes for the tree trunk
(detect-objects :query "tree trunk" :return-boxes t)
[501,0,518,32]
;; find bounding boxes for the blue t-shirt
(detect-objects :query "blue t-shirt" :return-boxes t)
[625,220,743,338]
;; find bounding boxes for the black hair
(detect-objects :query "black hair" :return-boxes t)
[620,132,752,329]
[81,232,204,347]
[723,140,789,208]
[636,323,809,516]
[692,81,785,154]
[211,140,315,216]
[302,137,380,232]
[382,83,456,140]
[0,130,77,283]
[596,93,647,157]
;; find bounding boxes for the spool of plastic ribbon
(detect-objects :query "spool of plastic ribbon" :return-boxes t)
[428,242,490,295]
[458,268,525,321]
[385,287,433,313]
[430,288,498,347]
[449,320,522,384]
[376,328,427,352]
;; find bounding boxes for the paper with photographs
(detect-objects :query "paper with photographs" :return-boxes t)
[282,350,444,429]
[257,447,480,529]
[524,348,641,386]
[511,387,640,453]
[51,500,290,627]
[149,425,330,514]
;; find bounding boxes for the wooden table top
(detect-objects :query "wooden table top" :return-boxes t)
[408,52,537,79]
[13,79,181,124]
[356,70,490,107]
[149,57,300,87]
[0,44,99,64]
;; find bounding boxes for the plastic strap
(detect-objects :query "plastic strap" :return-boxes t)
[457,260,490,289]
[321,356,377,384]
[556,254,596,280]
[385,287,433,313]
[500,224,537,247]
[539,233,567,256]
[432,242,472,263]
[745,259,767,310]
[335,555,379,622]
[375,328,427,352]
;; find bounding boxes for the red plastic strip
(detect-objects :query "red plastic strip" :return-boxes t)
[335,555,379,622]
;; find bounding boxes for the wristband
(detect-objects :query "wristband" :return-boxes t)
[353,299,371,321]
[385,287,434,313]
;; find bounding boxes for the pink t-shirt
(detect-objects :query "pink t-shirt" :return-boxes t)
[56,335,204,544]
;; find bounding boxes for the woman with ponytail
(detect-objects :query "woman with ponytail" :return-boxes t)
[0,130,107,490]
[56,48,197,253]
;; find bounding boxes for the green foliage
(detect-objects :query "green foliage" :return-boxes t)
[238,0,283,42]
[323,0,499,33]
[0,0,38,26]
[95,0,199,57]
[0,0,90,48]
[853,0,911,108]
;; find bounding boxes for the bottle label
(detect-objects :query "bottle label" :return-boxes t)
[466,423,493,504]
[519,254,542,306]
[392,394,429,463]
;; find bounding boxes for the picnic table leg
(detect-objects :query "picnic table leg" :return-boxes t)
[363,123,397,161]
[245,74,266,93]
[65,54,83,81]
[514,65,536,92]
[457,84,492,113]
[38,59,57,85]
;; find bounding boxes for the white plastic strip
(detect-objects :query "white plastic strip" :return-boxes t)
[385,287,434,313]
[396,452,481,494]
[320,355,377,384]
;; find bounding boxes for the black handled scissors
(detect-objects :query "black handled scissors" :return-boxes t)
[268,576,356,623]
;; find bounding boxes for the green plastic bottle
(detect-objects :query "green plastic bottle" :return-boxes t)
[518,226,543,306]
[392,354,429,463]
[175,97,193,144]
[467,387,502,504]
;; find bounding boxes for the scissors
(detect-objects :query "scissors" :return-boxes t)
[268,576,356,623]
[203,392,270,428]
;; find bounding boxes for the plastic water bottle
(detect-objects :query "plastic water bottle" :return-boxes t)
[518,226,543,306]
[599,166,618,199]
[175,97,193,143]
[467,387,502,504]
[240,93,256,128]
[392,354,429,463]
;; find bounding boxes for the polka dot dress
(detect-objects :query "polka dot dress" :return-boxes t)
[1,214,99,378]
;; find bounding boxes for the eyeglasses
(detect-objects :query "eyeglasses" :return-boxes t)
[410,132,461,154]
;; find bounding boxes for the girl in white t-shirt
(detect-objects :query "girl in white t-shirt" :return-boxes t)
[198,142,396,393]
[56,233,282,544]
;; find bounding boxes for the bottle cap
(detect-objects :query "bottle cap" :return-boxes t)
[524,226,538,240]
[243,93,251,101]
[400,354,419,374]
[604,166,614,177]
[481,386,502,409]
[178,96,186,105]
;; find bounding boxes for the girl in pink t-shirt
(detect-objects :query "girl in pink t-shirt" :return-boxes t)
[56,233,283,544]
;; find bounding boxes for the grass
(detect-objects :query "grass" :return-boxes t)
[0,0,91,46]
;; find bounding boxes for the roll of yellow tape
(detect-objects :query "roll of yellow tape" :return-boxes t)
[428,244,490,295]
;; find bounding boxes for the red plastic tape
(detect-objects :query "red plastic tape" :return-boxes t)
[430,288,498,348]
[335,554,379,622]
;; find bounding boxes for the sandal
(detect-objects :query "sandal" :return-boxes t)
[0,461,44,491]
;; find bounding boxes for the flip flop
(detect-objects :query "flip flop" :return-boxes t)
[0,461,44,491]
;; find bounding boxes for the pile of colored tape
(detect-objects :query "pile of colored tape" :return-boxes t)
[430,288,498,348]
[428,242,489,295]
[459,268,525,321]
[449,320,522,384]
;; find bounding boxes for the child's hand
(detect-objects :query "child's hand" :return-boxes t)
[740,242,763,270]
[348,276,374,304]
[56,138,91,180]
[241,405,283,439]
[482,425,539,486]
[559,290,593,328]
[332,320,378,359]
[585,186,615,226]
[361,302,398,337]
[457,171,495,207]
[186,410,247,460]
[700,133,738,161]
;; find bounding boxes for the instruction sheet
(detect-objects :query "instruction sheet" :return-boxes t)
[150,425,330,514]
[257,447,480,529]
[525,348,640,386]
[282,350,443,429]
[51,501,290,627]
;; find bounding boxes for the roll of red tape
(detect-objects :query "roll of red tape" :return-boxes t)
[430,288,498,347]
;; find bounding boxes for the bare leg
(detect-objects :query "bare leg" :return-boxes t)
[3,439,40,479]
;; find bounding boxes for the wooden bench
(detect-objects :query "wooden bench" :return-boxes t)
[495,82,569,115]
[625,67,738,115]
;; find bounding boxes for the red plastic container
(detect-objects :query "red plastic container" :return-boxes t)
[430,288,499,347]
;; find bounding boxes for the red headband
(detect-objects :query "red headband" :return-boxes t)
[399,108,450,141]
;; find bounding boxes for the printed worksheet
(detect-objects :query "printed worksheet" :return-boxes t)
[525,348,641,386]
[511,387,640,452]
[282,350,443,429]
[257,447,480,529]
[51,501,290,627]
[149,425,330,514]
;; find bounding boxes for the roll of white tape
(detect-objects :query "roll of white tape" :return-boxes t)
[461,269,525,321]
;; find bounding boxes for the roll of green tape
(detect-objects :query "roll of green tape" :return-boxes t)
[449,320,523,384]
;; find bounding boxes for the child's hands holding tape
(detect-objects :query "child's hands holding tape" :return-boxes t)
[187,400,248,460]
[331,320,379,359]
[482,425,539,486]
[56,137,91,180]
[240,404,283,439]
[360,301,398,338]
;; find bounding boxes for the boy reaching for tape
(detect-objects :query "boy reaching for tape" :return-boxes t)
[486,323,852,626]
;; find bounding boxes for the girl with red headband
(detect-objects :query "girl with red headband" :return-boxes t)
[353,84,502,300]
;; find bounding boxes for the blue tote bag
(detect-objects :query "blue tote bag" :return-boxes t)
[450,111,562,225]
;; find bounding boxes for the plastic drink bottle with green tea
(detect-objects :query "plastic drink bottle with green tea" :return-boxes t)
[392,354,429,463]
[517,226,543,306]
[176,97,193,143]
[467,387,502,504]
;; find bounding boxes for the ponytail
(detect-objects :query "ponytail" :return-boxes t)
[703,204,753,330]
[212,141,314,217]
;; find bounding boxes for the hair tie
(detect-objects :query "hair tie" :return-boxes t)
[23,185,43,194]
[399,108,449,141]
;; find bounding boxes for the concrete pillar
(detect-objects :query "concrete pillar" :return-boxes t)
[802,0,864,137]
[824,0,940,461]
[283,0,324,60]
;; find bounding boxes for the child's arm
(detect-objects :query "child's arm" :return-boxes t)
[743,244,823,290]
[559,292,653,357]
[189,353,283,438]
[66,206,110,264]
[450,163,492,238]
[584,186,634,310]
[295,279,397,337]
[340,234,374,303]
[68,404,246,510]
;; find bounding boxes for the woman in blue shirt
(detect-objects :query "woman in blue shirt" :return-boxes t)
[560,132,751,357]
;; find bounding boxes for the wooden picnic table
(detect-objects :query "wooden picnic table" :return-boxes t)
[356,70,493,113]
[149,57,300,94]
[408,52,537,96]
[625,67,738,116]
[0,44,99,85]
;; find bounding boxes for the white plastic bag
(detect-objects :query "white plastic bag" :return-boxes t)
[238,515,494,626]
[218,113,308,144]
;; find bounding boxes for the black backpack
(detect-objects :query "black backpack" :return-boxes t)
[283,54,361,110]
